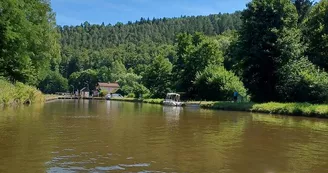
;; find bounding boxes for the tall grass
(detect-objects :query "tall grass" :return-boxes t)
[0,79,44,107]
[200,101,328,118]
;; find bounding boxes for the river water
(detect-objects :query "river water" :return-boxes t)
[0,100,328,173]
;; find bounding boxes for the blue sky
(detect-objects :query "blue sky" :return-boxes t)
[51,0,251,26]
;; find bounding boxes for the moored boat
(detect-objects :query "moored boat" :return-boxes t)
[163,93,184,106]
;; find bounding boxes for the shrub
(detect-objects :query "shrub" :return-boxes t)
[0,79,44,106]
[195,65,247,101]
[38,71,68,94]
[99,90,108,97]
[117,73,150,97]
[277,58,328,103]
[127,93,135,98]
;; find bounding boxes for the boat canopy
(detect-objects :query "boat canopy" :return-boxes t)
[167,93,180,96]
[165,93,181,102]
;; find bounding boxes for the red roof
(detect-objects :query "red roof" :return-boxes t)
[98,82,120,88]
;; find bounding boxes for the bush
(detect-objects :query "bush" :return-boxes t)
[127,93,135,98]
[0,79,44,106]
[99,90,108,97]
[143,99,164,104]
[277,58,328,103]
[195,65,247,101]
[142,93,152,99]
[69,69,98,91]
[38,71,68,94]
[118,73,150,97]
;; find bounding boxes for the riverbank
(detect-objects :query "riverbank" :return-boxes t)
[110,98,164,104]
[45,95,61,102]
[110,97,328,118]
[200,102,328,118]
[32,94,328,118]
[0,79,44,107]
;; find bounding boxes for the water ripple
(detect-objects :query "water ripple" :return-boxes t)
[95,166,125,171]
[119,163,151,167]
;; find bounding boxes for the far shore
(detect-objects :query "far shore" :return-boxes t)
[44,96,328,118]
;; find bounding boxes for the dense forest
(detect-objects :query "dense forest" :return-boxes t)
[1,0,328,103]
[59,13,242,49]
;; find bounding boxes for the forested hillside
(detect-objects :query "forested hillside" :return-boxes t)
[59,13,242,49]
[55,12,244,99]
[2,0,328,104]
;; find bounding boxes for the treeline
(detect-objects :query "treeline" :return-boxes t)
[233,0,328,103]
[54,11,244,99]
[59,12,242,49]
[2,0,328,104]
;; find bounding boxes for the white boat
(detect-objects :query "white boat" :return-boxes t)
[163,93,184,106]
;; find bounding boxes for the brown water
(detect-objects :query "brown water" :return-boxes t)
[0,100,328,173]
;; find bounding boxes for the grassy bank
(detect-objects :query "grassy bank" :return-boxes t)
[200,102,328,118]
[0,79,44,107]
[110,98,164,104]
[105,97,328,118]
[45,94,61,102]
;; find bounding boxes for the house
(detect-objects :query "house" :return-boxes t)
[97,82,120,94]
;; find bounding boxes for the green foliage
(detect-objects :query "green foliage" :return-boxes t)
[143,56,173,98]
[69,69,98,91]
[277,57,328,103]
[215,31,240,71]
[3,0,328,106]
[195,65,246,101]
[292,0,314,24]
[38,71,68,94]
[0,79,44,106]
[97,66,112,83]
[117,73,149,97]
[0,0,61,85]
[126,93,136,98]
[174,33,224,95]
[237,0,302,102]
[143,99,164,104]
[99,90,108,97]
[201,101,328,118]
[304,0,328,70]
[110,61,127,81]
[58,13,242,50]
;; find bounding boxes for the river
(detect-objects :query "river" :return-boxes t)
[0,100,328,173]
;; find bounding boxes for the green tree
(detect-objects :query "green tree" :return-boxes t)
[237,0,302,102]
[38,71,68,94]
[195,65,246,101]
[0,0,61,85]
[143,56,173,98]
[97,66,112,83]
[69,69,98,91]
[214,31,240,71]
[277,57,328,103]
[304,0,328,70]
[117,73,149,97]
[110,61,127,81]
[292,0,314,24]
[174,33,224,96]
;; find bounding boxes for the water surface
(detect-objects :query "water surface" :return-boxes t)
[0,100,328,173]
